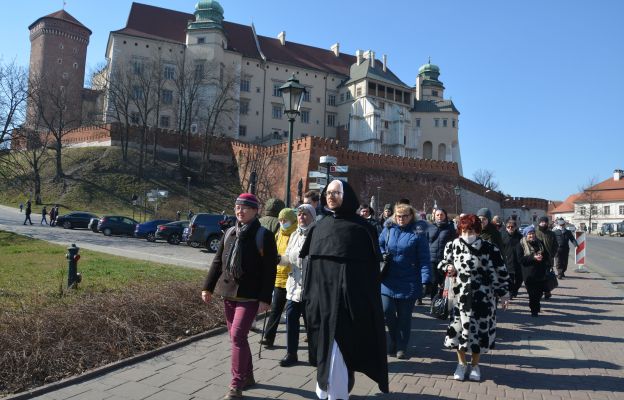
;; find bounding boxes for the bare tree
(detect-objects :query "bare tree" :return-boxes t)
[27,72,84,181]
[576,176,602,233]
[0,60,28,148]
[236,147,278,201]
[172,54,203,167]
[196,63,239,181]
[472,169,500,191]
[102,63,138,161]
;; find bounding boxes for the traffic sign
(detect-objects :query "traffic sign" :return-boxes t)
[318,166,327,173]
[330,165,349,173]
[308,183,324,190]
[335,176,348,182]
[308,171,326,178]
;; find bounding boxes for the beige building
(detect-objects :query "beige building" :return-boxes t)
[34,1,462,171]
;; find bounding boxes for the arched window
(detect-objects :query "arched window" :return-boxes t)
[423,141,432,159]
[438,143,447,161]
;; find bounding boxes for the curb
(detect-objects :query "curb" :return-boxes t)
[3,325,228,400]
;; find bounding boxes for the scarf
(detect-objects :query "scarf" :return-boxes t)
[520,237,546,257]
[225,220,252,279]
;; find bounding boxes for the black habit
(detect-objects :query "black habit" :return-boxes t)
[300,181,389,394]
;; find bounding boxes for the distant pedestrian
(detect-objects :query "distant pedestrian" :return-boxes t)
[258,198,285,234]
[359,204,382,235]
[491,215,503,231]
[501,218,523,298]
[477,208,503,250]
[553,218,578,279]
[49,206,56,226]
[202,193,278,400]
[187,210,194,220]
[40,206,48,225]
[278,203,316,367]
[517,225,550,317]
[379,203,393,226]
[19,202,23,213]
[304,190,326,221]
[438,214,510,382]
[301,180,389,398]
[23,201,33,225]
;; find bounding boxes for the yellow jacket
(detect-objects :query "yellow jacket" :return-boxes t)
[274,225,295,288]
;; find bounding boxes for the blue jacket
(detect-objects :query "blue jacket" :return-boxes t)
[379,220,431,299]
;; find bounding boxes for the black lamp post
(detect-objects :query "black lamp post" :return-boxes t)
[454,185,461,215]
[280,74,306,207]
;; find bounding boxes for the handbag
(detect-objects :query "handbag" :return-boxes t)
[431,274,454,319]
[544,269,559,292]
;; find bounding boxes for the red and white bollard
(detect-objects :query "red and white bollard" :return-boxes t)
[575,231,587,272]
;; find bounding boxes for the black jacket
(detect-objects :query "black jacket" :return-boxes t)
[203,218,278,304]
[480,223,503,250]
[428,221,456,283]
[517,238,551,283]
[554,228,578,250]
[501,229,523,275]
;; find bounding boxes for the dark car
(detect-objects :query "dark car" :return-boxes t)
[187,213,235,252]
[97,216,139,236]
[155,220,189,244]
[134,219,172,241]
[55,212,99,229]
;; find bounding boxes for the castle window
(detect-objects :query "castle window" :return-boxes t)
[434,119,440,127]
[197,37,205,44]
[423,141,433,159]
[161,89,173,105]
[239,125,247,137]
[346,91,352,100]
[132,85,143,100]
[194,63,205,80]
[240,100,249,115]
[604,206,610,215]
[57,58,62,64]
[452,119,456,128]
[619,205,624,215]
[159,115,170,128]
[327,94,336,106]
[163,65,175,80]
[416,119,421,127]
[133,61,144,75]
[59,44,64,49]
[303,90,311,102]
[379,101,385,110]
[73,62,78,69]
[272,105,282,119]
[356,87,362,97]
[432,89,439,97]
[340,93,345,102]
[327,113,336,127]
[300,110,310,124]
[130,112,140,124]
[368,82,377,96]
[403,92,410,104]
[273,83,283,97]
[443,119,448,127]
[377,84,385,99]
[384,121,389,129]
[240,79,250,92]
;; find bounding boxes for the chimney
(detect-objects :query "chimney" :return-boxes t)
[614,169,624,181]
[278,31,286,46]
[370,51,375,67]
[356,50,363,65]
[331,42,340,57]
[383,54,387,72]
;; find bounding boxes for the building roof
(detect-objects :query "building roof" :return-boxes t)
[550,193,583,214]
[29,9,92,34]
[572,175,624,203]
[413,99,459,114]
[343,59,409,88]
[111,2,381,77]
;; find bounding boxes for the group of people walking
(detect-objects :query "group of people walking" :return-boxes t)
[20,201,60,226]
[201,183,577,399]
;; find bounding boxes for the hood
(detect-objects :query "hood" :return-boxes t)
[320,180,359,217]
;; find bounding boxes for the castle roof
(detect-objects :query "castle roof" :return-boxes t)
[343,59,409,88]
[29,9,92,34]
[111,2,376,77]
[413,99,459,114]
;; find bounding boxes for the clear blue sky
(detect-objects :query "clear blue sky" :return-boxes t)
[2,1,623,201]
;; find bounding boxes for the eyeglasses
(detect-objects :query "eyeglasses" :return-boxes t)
[326,191,343,197]
[506,225,516,229]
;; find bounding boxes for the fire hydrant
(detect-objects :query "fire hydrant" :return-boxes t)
[66,243,82,288]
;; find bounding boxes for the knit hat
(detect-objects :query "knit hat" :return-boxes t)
[477,208,492,221]
[383,203,392,211]
[522,225,536,236]
[297,203,317,219]
[264,198,286,217]
[235,193,259,209]
[278,208,297,225]
[539,216,549,223]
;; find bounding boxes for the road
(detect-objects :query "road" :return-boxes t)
[585,235,624,289]
[0,205,214,270]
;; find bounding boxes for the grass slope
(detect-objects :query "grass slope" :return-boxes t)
[0,147,242,220]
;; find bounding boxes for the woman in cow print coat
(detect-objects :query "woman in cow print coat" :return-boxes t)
[438,214,510,382]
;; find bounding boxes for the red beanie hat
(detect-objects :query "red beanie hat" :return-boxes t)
[236,193,259,209]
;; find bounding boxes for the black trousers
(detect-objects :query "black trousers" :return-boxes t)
[509,273,523,296]
[264,287,287,342]
[525,281,544,315]
[555,248,570,274]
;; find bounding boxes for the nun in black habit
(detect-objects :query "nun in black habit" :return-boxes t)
[300,180,389,399]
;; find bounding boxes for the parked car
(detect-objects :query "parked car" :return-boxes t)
[600,221,624,237]
[88,217,100,232]
[187,213,235,252]
[55,212,99,229]
[97,216,139,236]
[135,219,172,241]
[155,220,189,244]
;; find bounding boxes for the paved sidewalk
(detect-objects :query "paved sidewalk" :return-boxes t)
[9,267,624,400]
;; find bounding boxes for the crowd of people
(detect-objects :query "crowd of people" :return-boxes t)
[201,184,578,399]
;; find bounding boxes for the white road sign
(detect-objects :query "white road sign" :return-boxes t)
[330,165,349,173]
[308,171,326,178]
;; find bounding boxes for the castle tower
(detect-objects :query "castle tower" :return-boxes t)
[27,9,91,128]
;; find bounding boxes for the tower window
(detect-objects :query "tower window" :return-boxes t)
[197,37,205,44]
[73,62,78,69]
[59,44,64,49]
[432,90,439,97]
[57,58,62,64]
[443,119,448,127]
[239,125,247,137]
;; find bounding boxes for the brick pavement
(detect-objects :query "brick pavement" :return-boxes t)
[7,266,624,400]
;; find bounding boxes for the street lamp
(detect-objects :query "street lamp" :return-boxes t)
[186,176,191,215]
[377,186,382,216]
[280,74,306,206]
[454,185,461,215]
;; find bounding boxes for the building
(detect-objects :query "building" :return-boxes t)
[27,9,92,127]
[550,169,624,232]
[36,1,461,170]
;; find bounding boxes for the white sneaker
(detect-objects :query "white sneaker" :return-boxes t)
[468,365,481,381]
[453,363,468,381]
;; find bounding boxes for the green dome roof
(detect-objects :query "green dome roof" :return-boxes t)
[418,63,440,75]
[189,0,224,30]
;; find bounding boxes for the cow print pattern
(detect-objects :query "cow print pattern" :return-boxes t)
[438,238,509,354]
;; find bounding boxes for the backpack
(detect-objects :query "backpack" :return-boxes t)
[225,225,267,256]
